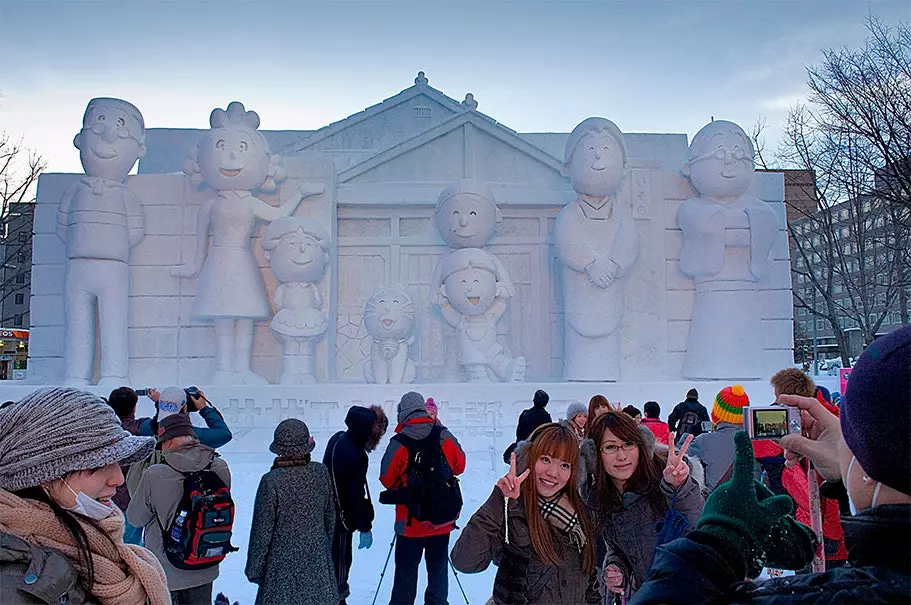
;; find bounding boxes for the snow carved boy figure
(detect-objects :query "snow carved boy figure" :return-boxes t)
[438,248,526,382]
[555,117,639,382]
[262,216,330,384]
[56,98,146,386]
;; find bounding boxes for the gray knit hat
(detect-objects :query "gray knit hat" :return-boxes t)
[0,388,155,491]
[566,401,587,422]
[397,391,427,425]
[269,419,315,456]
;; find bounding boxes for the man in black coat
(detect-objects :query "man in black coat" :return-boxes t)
[667,388,709,444]
[515,389,551,442]
[324,405,388,604]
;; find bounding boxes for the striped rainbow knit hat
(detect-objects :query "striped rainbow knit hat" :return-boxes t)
[711,384,750,425]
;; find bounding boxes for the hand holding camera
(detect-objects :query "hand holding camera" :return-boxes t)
[776,394,843,482]
[184,386,207,412]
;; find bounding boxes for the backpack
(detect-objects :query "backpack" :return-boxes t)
[389,425,462,527]
[160,462,238,570]
[677,405,705,440]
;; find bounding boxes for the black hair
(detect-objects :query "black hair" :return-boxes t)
[622,405,641,419]
[107,387,138,419]
[14,486,112,591]
[644,401,661,418]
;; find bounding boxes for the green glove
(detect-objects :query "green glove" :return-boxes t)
[754,482,818,571]
[694,431,795,578]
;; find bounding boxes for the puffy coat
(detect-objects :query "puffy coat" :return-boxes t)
[245,460,338,605]
[322,406,378,533]
[640,418,670,446]
[451,487,599,605]
[0,532,96,605]
[687,423,739,492]
[631,503,910,604]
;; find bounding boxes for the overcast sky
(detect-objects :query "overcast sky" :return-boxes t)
[1,0,907,174]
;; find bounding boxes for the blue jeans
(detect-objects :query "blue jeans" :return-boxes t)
[123,520,144,546]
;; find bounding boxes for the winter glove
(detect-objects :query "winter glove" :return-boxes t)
[755,482,818,570]
[358,530,373,550]
[692,431,796,578]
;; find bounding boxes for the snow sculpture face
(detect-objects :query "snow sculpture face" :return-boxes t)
[684,120,755,200]
[562,117,627,198]
[364,285,416,340]
[74,98,146,181]
[443,265,497,316]
[197,102,271,191]
[433,179,501,249]
[262,217,330,284]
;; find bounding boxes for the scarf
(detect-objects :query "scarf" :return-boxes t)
[538,493,586,552]
[271,454,311,469]
[0,489,170,605]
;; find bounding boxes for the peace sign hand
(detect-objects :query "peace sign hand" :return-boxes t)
[496,452,530,500]
[663,433,693,489]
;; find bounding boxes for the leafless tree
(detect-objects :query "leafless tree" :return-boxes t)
[0,133,46,323]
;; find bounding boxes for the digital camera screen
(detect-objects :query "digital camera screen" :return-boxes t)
[752,409,789,439]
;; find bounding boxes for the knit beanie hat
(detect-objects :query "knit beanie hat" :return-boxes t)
[0,388,155,491]
[533,389,549,408]
[711,385,750,425]
[157,386,187,419]
[686,388,699,401]
[269,418,316,456]
[157,413,196,444]
[397,391,427,425]
[841,326,910,496]
[425,398,438,414]
[566,401,587,421]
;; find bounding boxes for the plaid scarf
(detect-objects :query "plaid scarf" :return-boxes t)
[538,493,586,552]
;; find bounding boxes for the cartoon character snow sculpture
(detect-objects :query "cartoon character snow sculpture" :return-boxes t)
[363,285,416,384]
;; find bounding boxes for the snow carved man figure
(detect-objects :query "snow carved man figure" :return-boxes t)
[172,101,324,384]
[429,179,514,380]
[678,120,779,380]
[363,285,416,384]
[262,217,330,384]
[438,248,526,383]
[555,117,639,382]
[56,98,146,387]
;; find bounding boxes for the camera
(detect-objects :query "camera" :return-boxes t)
[743,404,801,440]
[185,386,200,398]
[135,388,150,397]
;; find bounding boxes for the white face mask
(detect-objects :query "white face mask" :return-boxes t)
[846,455,883,516]
[61,478,116,521]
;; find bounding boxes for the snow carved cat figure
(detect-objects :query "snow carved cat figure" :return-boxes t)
[363,285,416,384]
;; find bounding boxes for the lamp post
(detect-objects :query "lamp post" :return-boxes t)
[812,287,819,376]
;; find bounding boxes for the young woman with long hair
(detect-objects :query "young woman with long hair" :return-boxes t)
[587,395,612,432]
[452,423,599,604]
[584,410,704,601]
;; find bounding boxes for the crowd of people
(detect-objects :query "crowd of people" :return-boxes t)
[0,325,907,604]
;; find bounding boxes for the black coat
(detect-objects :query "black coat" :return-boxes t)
[515,406,552,442]
[323,406,376,533]
[667,399,709,436]
[630,504,911,604]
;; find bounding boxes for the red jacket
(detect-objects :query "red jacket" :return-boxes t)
[379,416,466,537]
[641,417,670,445]
[781,462,848,562]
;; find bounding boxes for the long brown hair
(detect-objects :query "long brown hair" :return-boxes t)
[521,423,595,573]
[588,411,666,525]
[586,395,611,432]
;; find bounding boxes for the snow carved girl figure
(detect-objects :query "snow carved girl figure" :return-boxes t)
[677,120,778,380]
[172,101,324,384]
[262,217,331,384]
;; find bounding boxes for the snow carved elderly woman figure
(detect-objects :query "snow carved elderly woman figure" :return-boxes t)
[262,216,331,384]
[555,117,639,382]
[677,120,779,380]
[172,101,324,384]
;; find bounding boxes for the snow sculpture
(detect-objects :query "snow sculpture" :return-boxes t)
[262,217,330,384]
[363,285,416,384]
[429,179,514,381]
[172,101,324,384]
[56,98,146,387]
[438,248,526,383]
[678,120,779,380]
[555,118,639,382]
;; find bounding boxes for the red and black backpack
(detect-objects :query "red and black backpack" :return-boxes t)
[160,461,238,570]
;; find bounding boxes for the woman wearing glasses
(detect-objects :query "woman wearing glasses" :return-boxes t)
[583,411,704,602]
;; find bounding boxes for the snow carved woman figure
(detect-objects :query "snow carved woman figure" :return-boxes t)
[555,117,639,382]
[677,120,779,380]
[172,101,324,384]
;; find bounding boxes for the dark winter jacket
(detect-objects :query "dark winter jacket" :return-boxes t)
[322,406,377,533]
[379,415,466,537]
[245,459,338,605]
[113,414,152,511]
[138,406,232,449]
[126,442,231,591]
[451,487,600,605]
[631,503,911,604]
[667,399,709,439]
[0,532,97,605]
[516,405,553,443]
